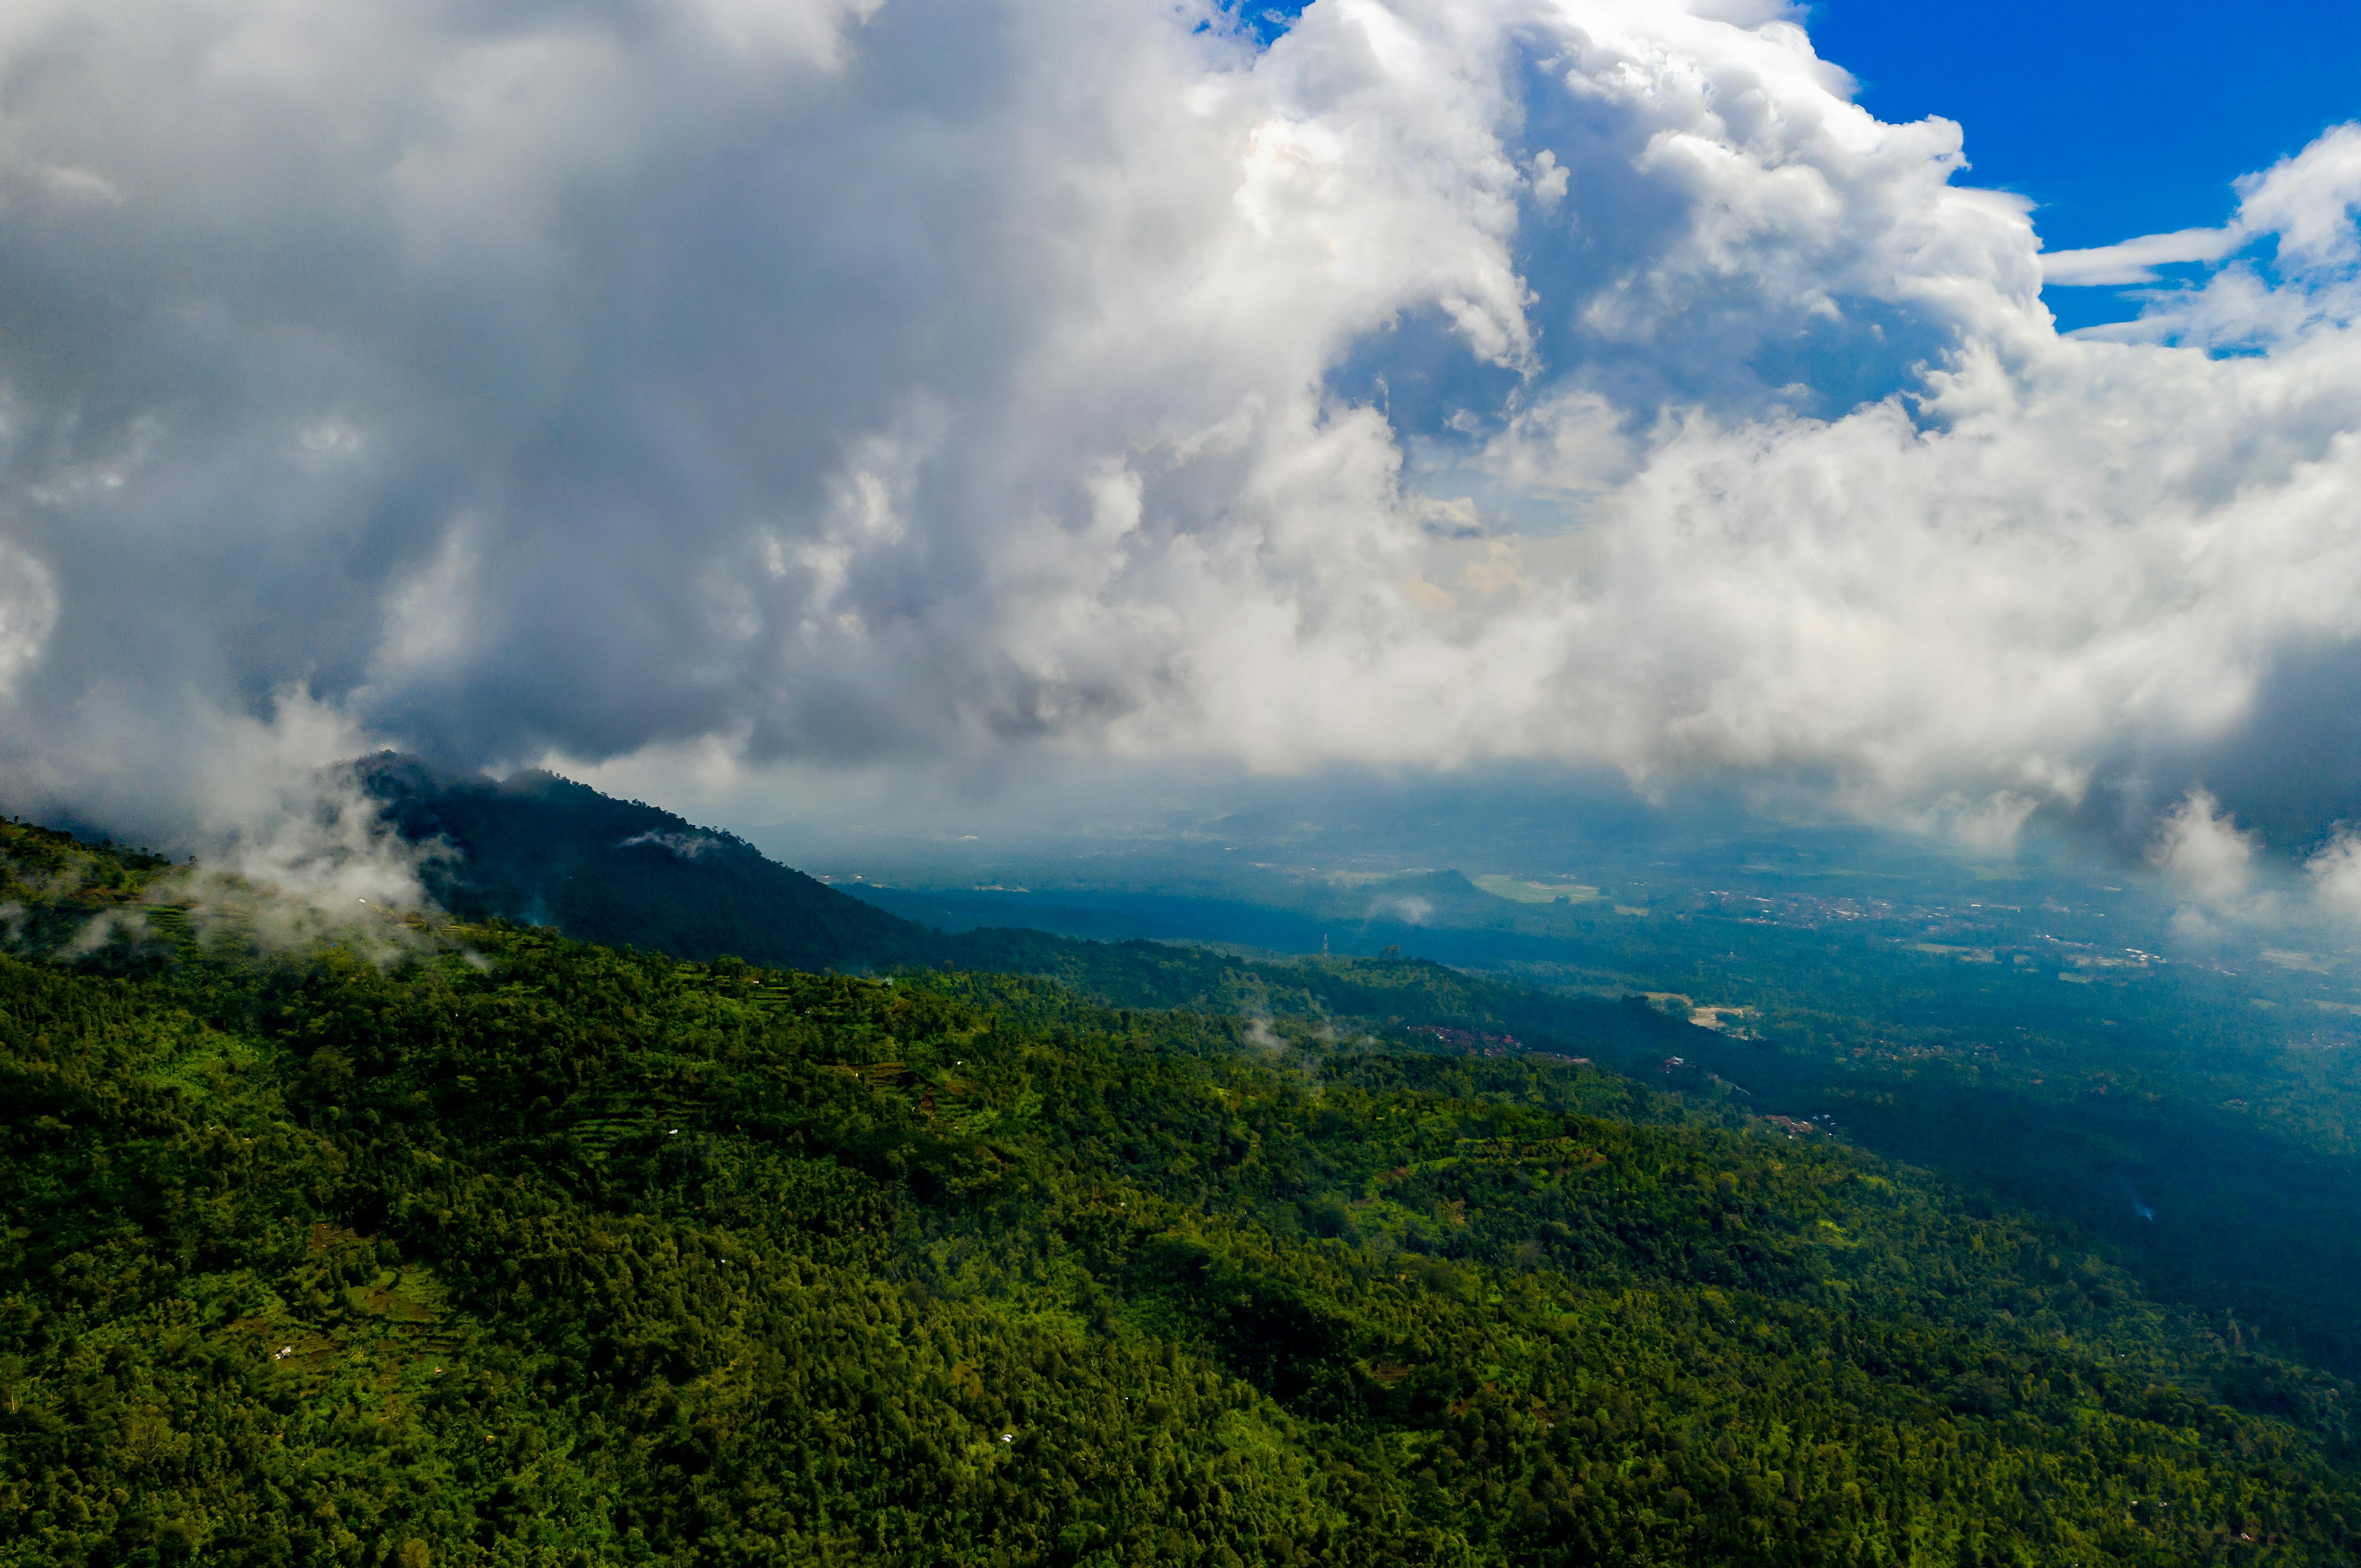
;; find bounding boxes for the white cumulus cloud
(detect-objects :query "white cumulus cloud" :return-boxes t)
[0,0,2359,874]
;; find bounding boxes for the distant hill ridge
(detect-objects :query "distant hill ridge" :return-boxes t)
[354,752,936,972]
[350,753,1696,1066]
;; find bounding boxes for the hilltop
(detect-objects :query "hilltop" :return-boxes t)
[354,754,936,973]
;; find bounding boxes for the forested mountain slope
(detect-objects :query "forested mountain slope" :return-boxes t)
[1,824,2356,1565]
[340,760,2361,1389]
[351,757,1699,1068]
[354,754,936,973]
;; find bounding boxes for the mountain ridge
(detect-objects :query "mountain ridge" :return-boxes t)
[352,752,1701,1071]
[355,752,939,972]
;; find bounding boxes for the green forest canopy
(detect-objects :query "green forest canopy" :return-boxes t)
[1,821,2356,1564]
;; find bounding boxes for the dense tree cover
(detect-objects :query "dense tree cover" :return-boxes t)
[1375,848,2361,1383]
[942,866,2361,1395]
[935,930,1659,1041]
[0,822,177,955]
[2,827,2358,1564]
[1460,922,2361,1385]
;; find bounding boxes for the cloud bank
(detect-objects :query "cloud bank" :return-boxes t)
[5,0,2361,883]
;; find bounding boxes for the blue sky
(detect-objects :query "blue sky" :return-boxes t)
[1809,1,2361,330]
[1238,0,2361,331]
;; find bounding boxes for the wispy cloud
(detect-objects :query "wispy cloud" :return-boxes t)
[2042,227,2244,286]
[620,830,724,860]
[2059,123,2361,342]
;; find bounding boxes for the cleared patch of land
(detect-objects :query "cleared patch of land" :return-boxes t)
[1472,873,1602,905]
